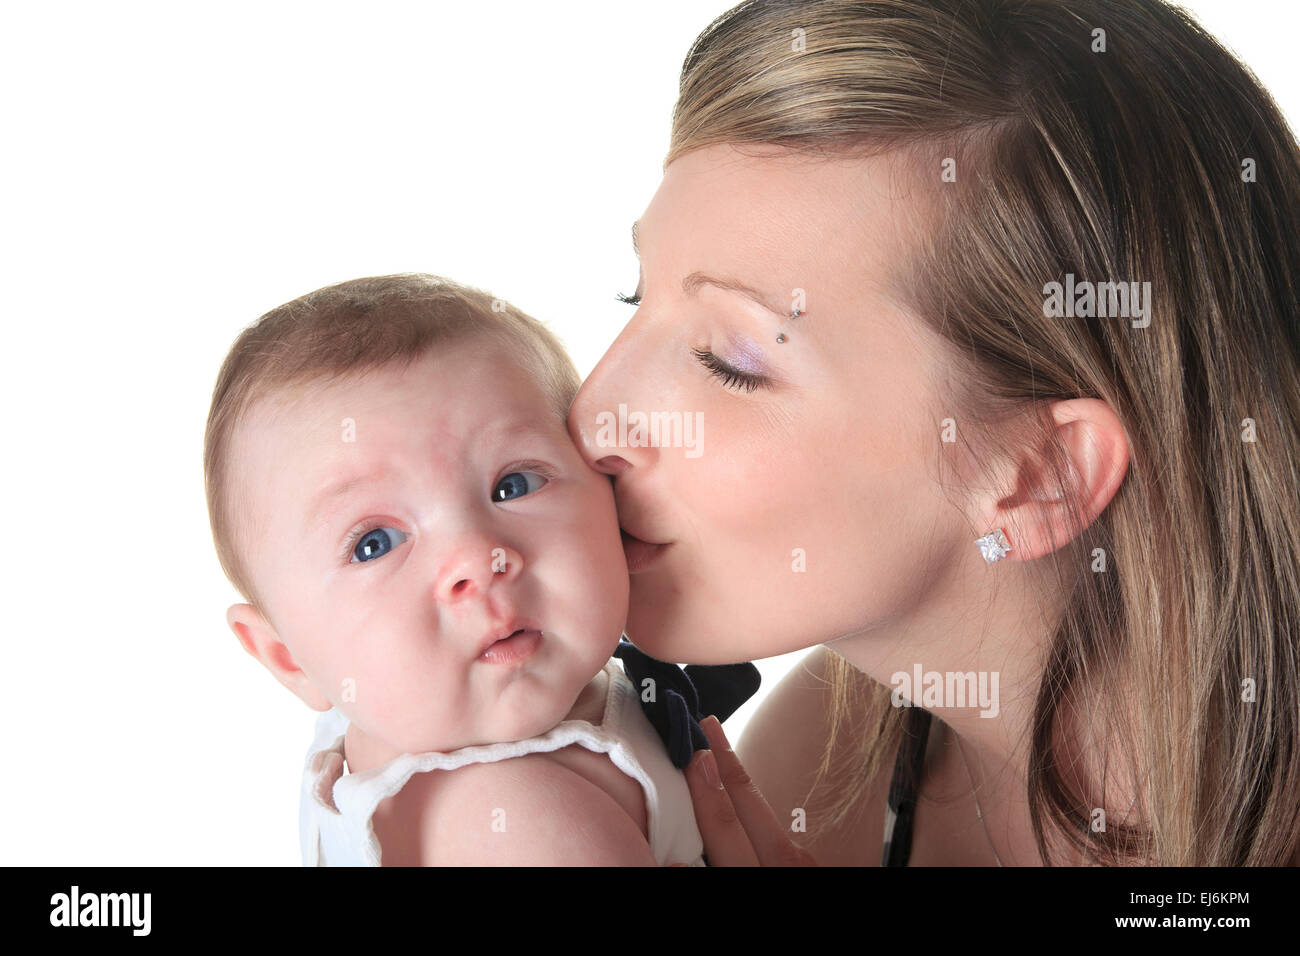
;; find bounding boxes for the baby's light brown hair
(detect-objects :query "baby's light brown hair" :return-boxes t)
[203,273,581,610]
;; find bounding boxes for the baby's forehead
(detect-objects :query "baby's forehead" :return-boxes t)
[238,342,563,468]
[259,346,549,421]
[236,367,567,474]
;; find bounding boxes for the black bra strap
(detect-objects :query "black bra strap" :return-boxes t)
[881,706,933,867]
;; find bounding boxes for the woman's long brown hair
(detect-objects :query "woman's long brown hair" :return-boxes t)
[667,0,1300,865]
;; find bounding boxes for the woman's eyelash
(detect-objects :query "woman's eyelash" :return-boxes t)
[614,289,765,391]
[691,347,767,392]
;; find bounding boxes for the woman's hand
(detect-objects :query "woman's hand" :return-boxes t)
[683,715,818,866]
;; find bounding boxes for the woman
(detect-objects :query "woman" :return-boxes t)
[567,0,1300,866]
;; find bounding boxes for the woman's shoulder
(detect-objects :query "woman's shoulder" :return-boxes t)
[735,645,895,866]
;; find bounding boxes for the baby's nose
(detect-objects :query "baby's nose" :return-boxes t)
[434,542,522,604]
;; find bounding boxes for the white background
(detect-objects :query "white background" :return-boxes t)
[1,1,1294,865]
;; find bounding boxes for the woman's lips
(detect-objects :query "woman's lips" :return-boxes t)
[621,528,670,573]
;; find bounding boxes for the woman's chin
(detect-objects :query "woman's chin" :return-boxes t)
[624,600,746,665]
[624,602,689,662]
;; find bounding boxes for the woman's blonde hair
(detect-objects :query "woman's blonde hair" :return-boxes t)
[668,0,1300,865]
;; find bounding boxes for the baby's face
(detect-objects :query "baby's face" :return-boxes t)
[233,337,629,753]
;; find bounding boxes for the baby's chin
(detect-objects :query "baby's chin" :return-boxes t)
[379,642,615,752]
[445,702,581,752]
[392,694,583,754]
[479,662,608,744]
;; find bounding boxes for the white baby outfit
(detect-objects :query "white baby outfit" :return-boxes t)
[299,658,706,866]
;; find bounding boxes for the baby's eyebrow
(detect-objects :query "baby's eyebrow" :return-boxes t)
[305,420,556,523]
[488,418,554,444]
[308,471,387,522]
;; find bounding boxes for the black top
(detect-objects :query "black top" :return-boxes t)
[881,707,933,867]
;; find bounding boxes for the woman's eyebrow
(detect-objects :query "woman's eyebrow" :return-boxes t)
[682,271,790,321]
[632,219,790,321]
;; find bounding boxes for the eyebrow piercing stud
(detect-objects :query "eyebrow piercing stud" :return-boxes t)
[777,307,804,343]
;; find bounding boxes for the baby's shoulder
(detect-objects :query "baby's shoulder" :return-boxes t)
[372,751,656,865]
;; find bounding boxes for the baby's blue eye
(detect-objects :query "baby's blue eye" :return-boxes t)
[350,527,408,563]
[492,471,549,502]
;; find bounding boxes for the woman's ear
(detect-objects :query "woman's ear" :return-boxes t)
[227,603,333,712]
[978,398,1130,563]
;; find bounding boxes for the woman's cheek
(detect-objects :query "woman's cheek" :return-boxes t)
[678,398,796,538]
[705,410,927,633]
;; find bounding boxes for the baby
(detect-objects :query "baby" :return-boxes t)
[203,273,722,865]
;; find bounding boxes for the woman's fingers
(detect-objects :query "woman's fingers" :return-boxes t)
[700,715,818,867]
[685,746,761,866]
[683,715,818,867]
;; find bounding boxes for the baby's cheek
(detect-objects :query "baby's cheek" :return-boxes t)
[573,477,626,568]
[583,515,630,617]
[551,495,629,637]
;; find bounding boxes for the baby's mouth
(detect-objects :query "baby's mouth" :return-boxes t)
[475,621,540,658]
[477,628,543,664]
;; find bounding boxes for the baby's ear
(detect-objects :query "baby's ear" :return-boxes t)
[226,603,333,712]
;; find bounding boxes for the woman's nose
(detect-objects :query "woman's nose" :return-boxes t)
[568,394,659,477]
[590,454,631,477]
[569,340,656,475]
[434,538,523,605]
[568,383,610,471]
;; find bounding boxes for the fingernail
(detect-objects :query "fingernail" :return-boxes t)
[701,714,728,752]
[698,748,722,789]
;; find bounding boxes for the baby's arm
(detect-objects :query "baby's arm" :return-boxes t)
[398,752,659,865]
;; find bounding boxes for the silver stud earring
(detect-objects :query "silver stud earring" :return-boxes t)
[974,529,1012,563]
[776,332,787,343]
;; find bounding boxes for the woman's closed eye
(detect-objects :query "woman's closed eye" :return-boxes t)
[617,289,770,392]
[691,347,769,392]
